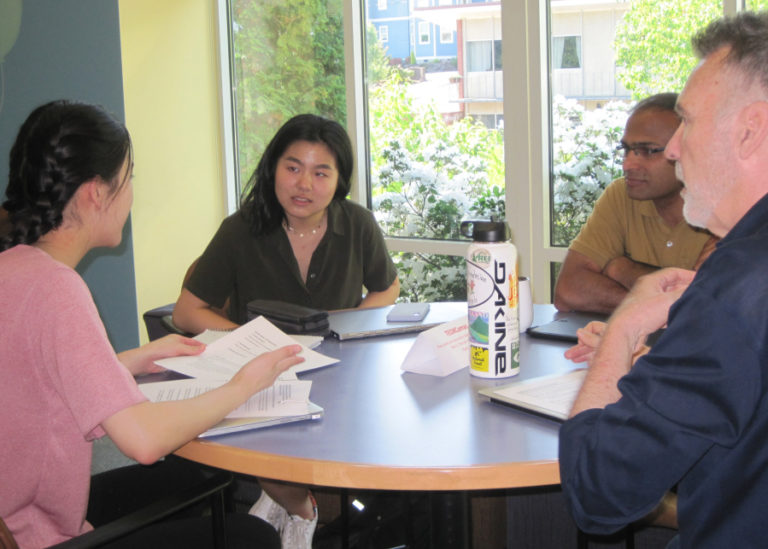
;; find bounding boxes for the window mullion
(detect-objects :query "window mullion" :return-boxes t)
[344,0,369,207]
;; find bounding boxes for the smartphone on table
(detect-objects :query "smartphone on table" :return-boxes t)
[386,302,430,322]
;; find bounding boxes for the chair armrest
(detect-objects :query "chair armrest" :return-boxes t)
[48,472,233,549]
[143,304,193,340]
[0,517,19,549]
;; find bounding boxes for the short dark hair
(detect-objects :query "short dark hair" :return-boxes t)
[630,92,679,116]
[692,11,768,92]
[2,100,131,251]
[240,114,354,237]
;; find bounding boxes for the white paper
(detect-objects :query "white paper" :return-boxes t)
[401,316,469,377]
[194,329,232,345]
[195,329,322,349]
[156,316,337,380]
[139,378,313,419]
[491,369,587,420]
[290,334,323,349]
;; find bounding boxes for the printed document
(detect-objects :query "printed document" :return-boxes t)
[139,378,313,419]
[155,316,338,380]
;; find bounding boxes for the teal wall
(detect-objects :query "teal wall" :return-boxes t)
[0,0,139,351]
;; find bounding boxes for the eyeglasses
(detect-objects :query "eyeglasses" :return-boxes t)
[615,143,666,159]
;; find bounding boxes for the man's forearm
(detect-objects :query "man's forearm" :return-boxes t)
[554,270,628,314]
[569,320,635,416]
[603,256,657,290]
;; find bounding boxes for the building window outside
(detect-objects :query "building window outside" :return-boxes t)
[466,40,501,72]
[418,21,430,44]
[378,24,389,43]
[377,0,387,10]
[440,25,454,44]
[552,35,581,69]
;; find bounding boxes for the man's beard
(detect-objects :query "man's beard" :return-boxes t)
[677,162,728,230]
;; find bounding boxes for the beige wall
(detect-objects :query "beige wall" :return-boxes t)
[119,0,227,342]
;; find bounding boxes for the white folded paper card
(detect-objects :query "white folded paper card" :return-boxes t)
[400,316,469,377]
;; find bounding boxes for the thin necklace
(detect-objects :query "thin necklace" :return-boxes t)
[284,218,323,238]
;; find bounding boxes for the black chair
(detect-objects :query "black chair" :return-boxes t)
[1,472,237,549]
[143,303,189,341]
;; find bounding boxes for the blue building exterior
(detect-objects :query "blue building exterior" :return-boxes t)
[368,0,468,63]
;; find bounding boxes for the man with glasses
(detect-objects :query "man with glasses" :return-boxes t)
[560,12,768,548]
[554,93,715,314]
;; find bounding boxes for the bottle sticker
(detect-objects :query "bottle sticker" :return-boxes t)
[468,310,489,344]
[470,345,489,372]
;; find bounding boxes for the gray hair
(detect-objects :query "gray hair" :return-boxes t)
[692,11,768,92]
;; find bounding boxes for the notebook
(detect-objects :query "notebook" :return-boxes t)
[199,402,324,438]
[478,369,587,422]
[525,312,608,343]
[328,302,466,341]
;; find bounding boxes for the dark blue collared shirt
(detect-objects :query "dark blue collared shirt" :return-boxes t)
[560,192,768,549]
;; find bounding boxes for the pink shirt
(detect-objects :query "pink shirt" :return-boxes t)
[0,246,146,548]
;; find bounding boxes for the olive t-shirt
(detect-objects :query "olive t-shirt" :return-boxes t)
[186,200,398,324]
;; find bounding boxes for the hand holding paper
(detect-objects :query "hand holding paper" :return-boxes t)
[139,379,314,419]
[155,316,337,380]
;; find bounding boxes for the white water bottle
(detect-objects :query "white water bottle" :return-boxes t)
[460,220,520,379]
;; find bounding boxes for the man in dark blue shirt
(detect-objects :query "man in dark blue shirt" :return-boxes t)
[559,12,768,549]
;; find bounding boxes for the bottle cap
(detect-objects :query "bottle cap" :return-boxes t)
[460,220,510,242]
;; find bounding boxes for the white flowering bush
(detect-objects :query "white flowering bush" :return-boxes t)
[369,75,505,300]
[551,96,629,245]
[369,77,630,301]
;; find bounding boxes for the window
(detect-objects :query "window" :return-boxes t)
[552,36,581,69]
[440,25,454,44]
[222,0,756,303]
[377,0,387,10]
[224,0,346,193]
[362,3,504,301]
[466,39,501,72]
[548,0,727,250]
[418,21,430,44]
[378,24,389,43]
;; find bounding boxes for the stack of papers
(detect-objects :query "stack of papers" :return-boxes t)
[142,316,337,435]
[155,316,337,380]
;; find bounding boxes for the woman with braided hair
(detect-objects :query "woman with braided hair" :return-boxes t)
[0,100,302,548]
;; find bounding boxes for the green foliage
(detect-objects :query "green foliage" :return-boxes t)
[613,0,722,99]
[366,23,392,85]
[231,0,347,187]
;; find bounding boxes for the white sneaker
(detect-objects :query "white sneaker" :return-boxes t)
[281,507,317,549]
[249,490,289,533]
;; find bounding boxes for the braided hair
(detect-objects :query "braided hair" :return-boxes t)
[1,100,131,251]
